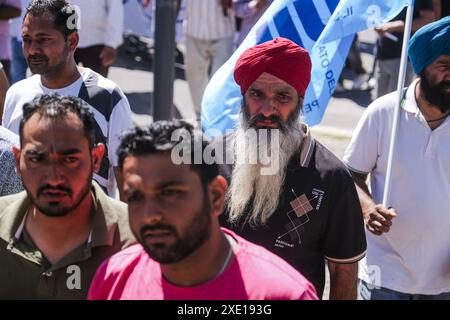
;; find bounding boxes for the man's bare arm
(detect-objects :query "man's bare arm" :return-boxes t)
[412,9,435,32]
[376,9,435,35]
[348,169,397,235]
[348,171,376,216]
[328,261,358,300]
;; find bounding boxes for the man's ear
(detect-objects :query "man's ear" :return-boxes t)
[208,175,228,218]
[91,143,105,173]
[67,32,79,52]
[12,145,21,171]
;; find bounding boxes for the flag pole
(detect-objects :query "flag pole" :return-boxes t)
[382,1,415,207]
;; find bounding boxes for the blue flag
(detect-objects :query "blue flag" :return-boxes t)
[320,0,414,43]
[201,0,411,136]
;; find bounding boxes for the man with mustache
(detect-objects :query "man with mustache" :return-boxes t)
[88,120,317,300]
[0,94,134,299]
[217,38,367,299]
[1,0,133,198]
[344,17,450,300]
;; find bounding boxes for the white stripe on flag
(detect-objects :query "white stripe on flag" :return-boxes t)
[286,2,315,50]
[267,18,280,38]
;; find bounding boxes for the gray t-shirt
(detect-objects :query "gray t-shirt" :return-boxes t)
[0,126,22,196]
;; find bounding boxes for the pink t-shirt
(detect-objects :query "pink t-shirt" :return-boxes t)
[88,229,318,300]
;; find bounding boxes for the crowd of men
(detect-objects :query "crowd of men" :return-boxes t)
[0,0,449,300]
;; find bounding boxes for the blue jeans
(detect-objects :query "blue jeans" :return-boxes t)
[360,280,450,300]
[10,37,27,84]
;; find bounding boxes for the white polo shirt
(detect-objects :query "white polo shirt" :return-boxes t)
[344,79,450,295]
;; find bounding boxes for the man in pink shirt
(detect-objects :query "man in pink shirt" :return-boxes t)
[88,120,317,300]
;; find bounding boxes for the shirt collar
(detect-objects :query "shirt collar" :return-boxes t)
[0,182,118,248]
[402,78,421,115]
[83,181,118,248]
[299,123,315,168]
[0,192,30,244]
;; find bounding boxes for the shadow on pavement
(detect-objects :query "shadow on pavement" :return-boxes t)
[126,92,183,119]
[332,89,372,108]
[333,60,373,108]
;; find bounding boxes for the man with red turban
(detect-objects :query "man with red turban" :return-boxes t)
[216,37,367,299]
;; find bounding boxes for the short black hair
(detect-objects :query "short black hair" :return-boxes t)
[19,93,95,148]
[117,120,219,186]
[25,0,79,39]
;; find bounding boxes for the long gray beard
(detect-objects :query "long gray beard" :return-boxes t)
[226,123,303,227]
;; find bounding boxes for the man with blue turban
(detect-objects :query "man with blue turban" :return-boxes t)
[408,15,450,114]
[344,16,450,300]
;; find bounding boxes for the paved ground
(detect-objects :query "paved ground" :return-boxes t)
[109,30,378,299]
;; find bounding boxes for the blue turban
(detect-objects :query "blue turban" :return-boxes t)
[408,16,450,74]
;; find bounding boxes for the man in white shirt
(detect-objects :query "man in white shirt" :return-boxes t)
[177,0,235,119]
[2,0,133,199]
[70,0,124,77]
[344,17,450,299]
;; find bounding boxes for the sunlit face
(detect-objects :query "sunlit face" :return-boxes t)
[243,72,301,130]
[22,14,76,76]
[13,113,103,217]
[420,55,450,112]
[123,153,214,264]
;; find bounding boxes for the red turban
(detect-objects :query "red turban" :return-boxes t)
[234,37,312,97]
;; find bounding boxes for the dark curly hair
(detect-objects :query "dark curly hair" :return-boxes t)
[19,93,95,148]
[117,120,219,186]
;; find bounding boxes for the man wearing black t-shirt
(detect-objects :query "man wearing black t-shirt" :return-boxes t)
[374,0,434,98]
[217,38,366,299]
